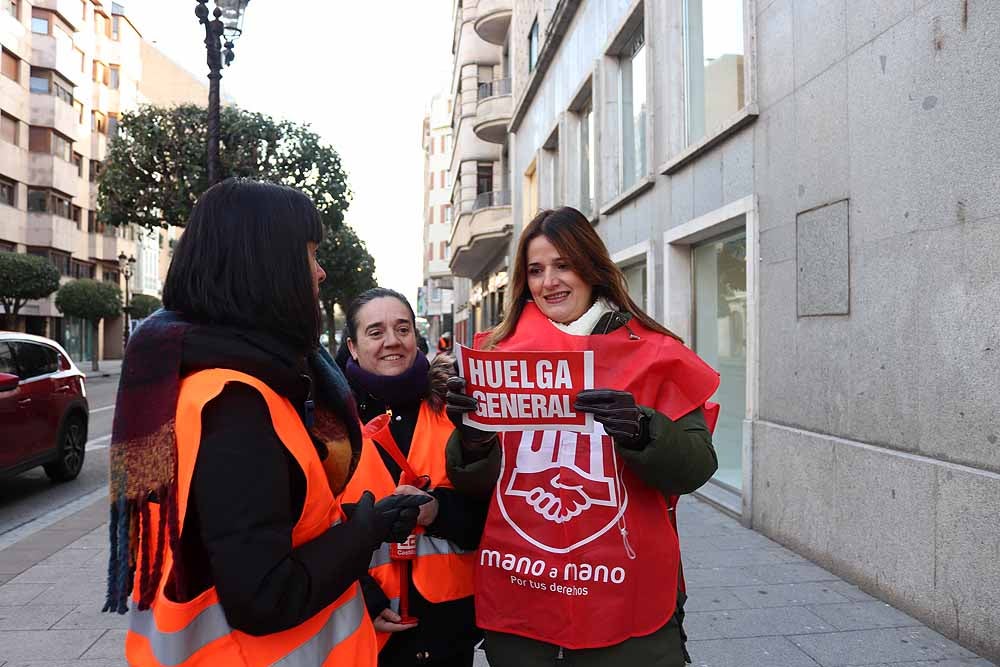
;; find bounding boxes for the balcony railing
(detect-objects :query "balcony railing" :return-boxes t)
[477,78,511,101]
[473,190,511,211]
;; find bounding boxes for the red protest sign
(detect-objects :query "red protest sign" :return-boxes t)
[455,345,594,432]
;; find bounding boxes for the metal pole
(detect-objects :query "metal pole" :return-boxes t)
[196,1,224,186]
[122,271,130,348]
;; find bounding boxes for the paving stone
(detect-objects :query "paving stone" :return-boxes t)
[685,547,806,569]
[6,566,68,586]
[65,529,107,551]
[51,606,130,631]
[5,661,125,667]
[684,588,751,612]
[790,627,979,666]
[0,553,41,577]
[824,581,882,603]
[807,601,922,631]
[30,580,103,606]
[0,605,74,631]
[0,629,104,661]
[35,549,99,570]
[730,583,852,608]
[687,636,822,667]
[709,531,783,550]
[861,661,997,667]
[685,567,767,589]
[78,629,125,660]
[741,563,842,584]
[686,606,834,639]
[0,584,49,606]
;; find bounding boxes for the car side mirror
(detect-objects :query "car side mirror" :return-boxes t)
[0,373,20,392]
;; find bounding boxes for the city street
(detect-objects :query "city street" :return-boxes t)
[0,370,118,551]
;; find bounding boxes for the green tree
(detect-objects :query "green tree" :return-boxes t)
[317,223,377,353]
[128,294,162,320]
[0,251,61,329]
[55,280,122,371]
[98,104,350,231]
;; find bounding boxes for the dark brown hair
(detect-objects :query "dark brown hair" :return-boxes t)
[163,178,323,353]
[485,206,680,348]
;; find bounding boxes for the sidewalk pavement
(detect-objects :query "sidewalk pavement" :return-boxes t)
[82,360,123,381]
[0,496,993,667]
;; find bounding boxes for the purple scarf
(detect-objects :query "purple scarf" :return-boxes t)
[345,353,430,408]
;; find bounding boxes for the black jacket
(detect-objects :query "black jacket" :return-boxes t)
[349,366,486,666]
[173,327,375,636]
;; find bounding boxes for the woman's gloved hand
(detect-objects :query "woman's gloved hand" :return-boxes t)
[445,376,498,452]
[351,491,431,548]
[574,388,649,449]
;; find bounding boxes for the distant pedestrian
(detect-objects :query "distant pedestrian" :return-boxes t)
[445,206,721,667]
[436,331,453,357]
[103,178,428,666]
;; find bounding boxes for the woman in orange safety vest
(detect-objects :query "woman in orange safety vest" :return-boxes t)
[339,288,486,667]
[103,179,428,666]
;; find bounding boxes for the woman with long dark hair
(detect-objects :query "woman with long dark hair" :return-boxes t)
[104,179,427,666]
[446,206,720,666]
[338,287,486,667]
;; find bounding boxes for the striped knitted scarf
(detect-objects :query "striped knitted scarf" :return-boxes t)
[102,310,362,614]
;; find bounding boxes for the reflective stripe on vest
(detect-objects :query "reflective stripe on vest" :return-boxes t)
[128,587,366,667]
[369,535,470,569]
[129,601,231,666]
[417,535,470,558]
[272,591,366,667]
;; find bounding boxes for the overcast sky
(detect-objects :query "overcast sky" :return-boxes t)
[128,1,455,306]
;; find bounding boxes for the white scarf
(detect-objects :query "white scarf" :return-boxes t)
[548,298,615,336]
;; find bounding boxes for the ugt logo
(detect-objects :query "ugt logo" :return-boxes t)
[497,424,628,554]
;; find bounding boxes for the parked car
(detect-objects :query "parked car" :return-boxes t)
[0,332,88,481]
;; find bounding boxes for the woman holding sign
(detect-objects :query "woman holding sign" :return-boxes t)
[338,287,488,667]
[446,207,720,667]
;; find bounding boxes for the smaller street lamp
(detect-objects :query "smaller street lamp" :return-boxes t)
[118,252,136,348]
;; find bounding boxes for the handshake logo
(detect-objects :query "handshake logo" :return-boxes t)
[499,427,627,553]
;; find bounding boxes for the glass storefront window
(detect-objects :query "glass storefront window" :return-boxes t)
[61,316,94,363]
[621,261,647,312]
[619,26,647,190]
[684,0,746,144]
[693,227,747,490]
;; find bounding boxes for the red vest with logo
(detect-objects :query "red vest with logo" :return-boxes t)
[474,303,719,649]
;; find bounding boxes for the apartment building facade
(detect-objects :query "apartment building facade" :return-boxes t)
[1,0,205,362]
[447,0,514,346]
[419,92,455,345]
[445,0,1000,661]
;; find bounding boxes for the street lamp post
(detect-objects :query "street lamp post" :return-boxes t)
[118,252,135,349]
[195,0,250,186]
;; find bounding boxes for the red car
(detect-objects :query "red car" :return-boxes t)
[0,332,89,481]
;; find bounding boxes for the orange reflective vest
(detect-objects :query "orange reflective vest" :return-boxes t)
[125,369,377,667]
[340,401,476,648]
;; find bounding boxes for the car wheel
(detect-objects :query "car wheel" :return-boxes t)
[44,412,87,482]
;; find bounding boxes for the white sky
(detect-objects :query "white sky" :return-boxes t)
[127,1,455,306]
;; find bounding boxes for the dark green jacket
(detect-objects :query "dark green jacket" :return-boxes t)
[445,310,718,499]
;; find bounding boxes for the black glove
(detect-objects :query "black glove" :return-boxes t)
[350,491,431,548]
[445,376,498,451]
[574,389,649,449]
